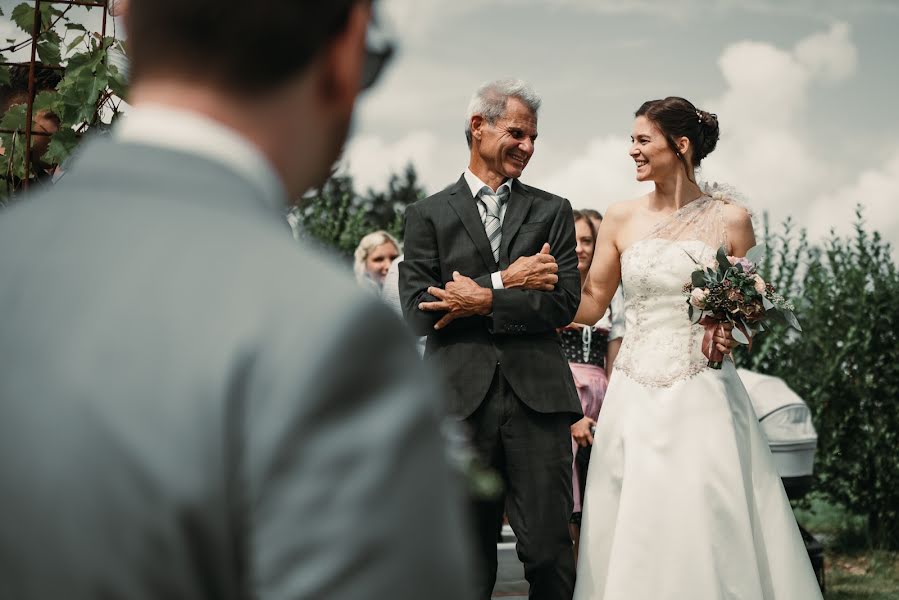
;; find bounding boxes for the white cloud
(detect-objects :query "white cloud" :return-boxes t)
[341,130,460,194]
[794,22,857,83]
[0,18,31,62]
[805,150,899,258]
[529,136,651,212]
[379,0,483,41]
[535,0,898,16]
[700,23,859,231]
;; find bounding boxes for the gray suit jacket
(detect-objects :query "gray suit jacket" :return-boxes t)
[0,139,472,599]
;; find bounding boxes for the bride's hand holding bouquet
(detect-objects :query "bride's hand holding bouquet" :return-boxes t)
[684,245,801,369]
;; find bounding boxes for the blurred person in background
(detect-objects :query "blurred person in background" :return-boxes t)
[0,1,472,599]
[354,229,400,291]
[580,208,625,372]
[0,65,63,188]
[563,210,612,560]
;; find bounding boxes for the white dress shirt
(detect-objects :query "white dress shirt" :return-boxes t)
[115,104,286,212]
[462,168,514,289]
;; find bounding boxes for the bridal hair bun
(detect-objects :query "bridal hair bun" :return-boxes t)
[635,97,720,168]
[695,109,719,163]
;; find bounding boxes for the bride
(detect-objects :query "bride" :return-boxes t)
[571,97,822,599]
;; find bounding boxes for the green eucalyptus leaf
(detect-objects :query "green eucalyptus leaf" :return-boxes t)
[784,310,802,332]
[745,243,766,265]
[732,326,750,345]
[716,245,731,271]
[691,271,705,288]
[762,296,775,311]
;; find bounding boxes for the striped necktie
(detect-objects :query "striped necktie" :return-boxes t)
[480,186,510,263]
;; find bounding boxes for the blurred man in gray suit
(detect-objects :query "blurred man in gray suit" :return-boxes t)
[0,1,472,599]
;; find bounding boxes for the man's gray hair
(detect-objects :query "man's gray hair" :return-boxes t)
[464,79,541,148]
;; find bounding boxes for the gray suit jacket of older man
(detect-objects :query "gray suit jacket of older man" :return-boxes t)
[0,139,472,599]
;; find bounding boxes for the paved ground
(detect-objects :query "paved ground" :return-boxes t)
[492,525,528,598]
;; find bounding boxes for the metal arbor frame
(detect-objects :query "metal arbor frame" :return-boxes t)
[0,0,109,191]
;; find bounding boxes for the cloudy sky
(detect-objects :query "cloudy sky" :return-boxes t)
[1,0,896,252]
[349,0,899,253]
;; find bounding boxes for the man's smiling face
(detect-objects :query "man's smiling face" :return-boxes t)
[472,96,538,181]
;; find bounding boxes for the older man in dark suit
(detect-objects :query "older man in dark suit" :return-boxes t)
[0,1,471,599]
[400,79,582,600]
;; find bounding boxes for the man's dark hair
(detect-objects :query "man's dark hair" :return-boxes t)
[126,0,364,94]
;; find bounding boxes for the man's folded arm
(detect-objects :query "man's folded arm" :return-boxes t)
[399,203,446,335]
[491,198,581,334]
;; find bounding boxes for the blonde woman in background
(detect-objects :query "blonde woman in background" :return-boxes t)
[353,230,400,292]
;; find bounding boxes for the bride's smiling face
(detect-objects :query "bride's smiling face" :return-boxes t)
[629,116,680,183]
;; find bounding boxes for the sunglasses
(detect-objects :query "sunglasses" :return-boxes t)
[360,6,395,91]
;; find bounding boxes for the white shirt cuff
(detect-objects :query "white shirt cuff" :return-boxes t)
[491,271,505,289]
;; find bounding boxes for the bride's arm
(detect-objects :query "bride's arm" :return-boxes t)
[725,204,756,257]
[574,205,623,325]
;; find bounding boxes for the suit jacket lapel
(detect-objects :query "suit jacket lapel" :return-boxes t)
[448,175,497,270]
[499,180,534,267]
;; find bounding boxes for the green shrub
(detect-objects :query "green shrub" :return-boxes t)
[288,164,424,261]
[738,208,899,549]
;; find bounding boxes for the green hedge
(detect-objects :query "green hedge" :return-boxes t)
[738,208,899,549]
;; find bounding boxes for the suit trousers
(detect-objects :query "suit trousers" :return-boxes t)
[466,366,576,600]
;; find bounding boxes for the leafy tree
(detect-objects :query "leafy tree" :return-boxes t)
[289,163,426,260]
[737,208,899,549]
[0,1,126,203]
[360,164,426,241]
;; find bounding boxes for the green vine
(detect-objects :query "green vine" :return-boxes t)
[0,1,127,202]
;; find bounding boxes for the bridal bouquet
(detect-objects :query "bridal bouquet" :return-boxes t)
[683,245,801,369]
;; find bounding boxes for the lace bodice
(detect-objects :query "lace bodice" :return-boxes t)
[613,193,742,387]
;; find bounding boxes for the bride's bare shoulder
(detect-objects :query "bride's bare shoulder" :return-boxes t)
[603,195,648,225]
[720,202,754,233]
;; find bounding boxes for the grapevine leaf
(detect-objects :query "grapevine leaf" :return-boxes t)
[42,127,79,167]
[37,36,61,66]
[11,3,36,35]
[66,33,86,53]
[0,104,27,131]
[0,66,10,87]
[33,90,58,114]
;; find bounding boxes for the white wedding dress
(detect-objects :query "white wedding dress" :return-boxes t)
[573,194,823,599]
